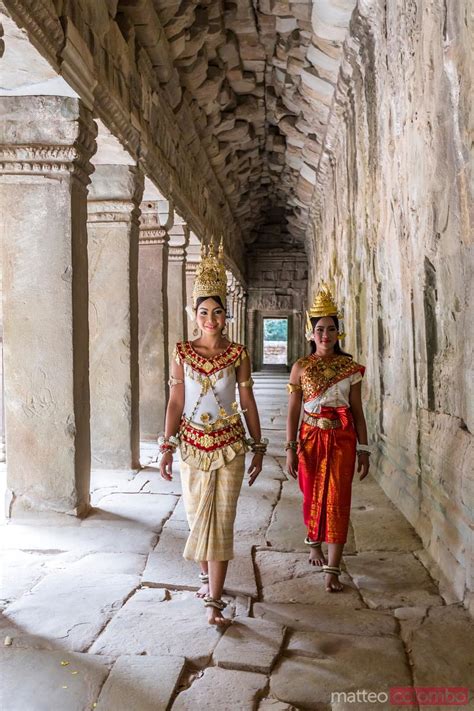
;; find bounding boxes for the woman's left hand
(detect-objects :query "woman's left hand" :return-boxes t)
[248,452,264,486]
[358,452,370,480]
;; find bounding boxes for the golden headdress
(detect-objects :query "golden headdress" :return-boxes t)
[192,238,227,308]
[306,281,345,340]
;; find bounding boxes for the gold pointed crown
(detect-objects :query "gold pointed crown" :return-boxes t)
[307,281,342,319]
[192,238,227,308]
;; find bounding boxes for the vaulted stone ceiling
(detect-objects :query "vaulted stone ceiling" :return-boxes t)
[135,0,357,246]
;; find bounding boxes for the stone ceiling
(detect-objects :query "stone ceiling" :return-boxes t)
[148,0,357,245]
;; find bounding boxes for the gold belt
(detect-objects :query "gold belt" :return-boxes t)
[303,413,341,429]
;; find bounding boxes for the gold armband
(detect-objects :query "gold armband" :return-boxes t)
[238,378,254,388]
[287,383,302,394]
[168,376,184,387]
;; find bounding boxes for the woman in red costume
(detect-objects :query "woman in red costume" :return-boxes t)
[286,283,370,592]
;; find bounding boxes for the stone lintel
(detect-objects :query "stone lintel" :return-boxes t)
[59,18,97,110]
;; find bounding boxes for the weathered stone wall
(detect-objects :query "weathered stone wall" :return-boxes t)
[308,1,473,607]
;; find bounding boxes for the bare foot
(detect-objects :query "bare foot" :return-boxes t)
[206,605,232,628]
[325,573,343,592]
[308,542,326,567]
[195,582,209,599]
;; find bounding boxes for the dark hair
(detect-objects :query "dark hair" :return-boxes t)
[195,295,226,310]
[309,316,352,357]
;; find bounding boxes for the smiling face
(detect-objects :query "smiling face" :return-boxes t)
[313,316,338,355]
[195,297,226,335]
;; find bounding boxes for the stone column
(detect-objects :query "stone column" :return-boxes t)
[87,164,144,469]
[167,217,189,357]
[239,289,248,345]
[0,96,96,515]
[185,261,198,333]
[227,274,237,342]
[138,202,169,439]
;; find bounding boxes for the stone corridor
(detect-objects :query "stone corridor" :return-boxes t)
[1,374,472,710]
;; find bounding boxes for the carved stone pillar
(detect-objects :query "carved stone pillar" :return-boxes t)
[87,164,144,469]
[238,289,248,345]
[167,218,189,357]
[138,202,169,439]
[185,235,201,323]
[227,274,237,342]
[0,96,96,515]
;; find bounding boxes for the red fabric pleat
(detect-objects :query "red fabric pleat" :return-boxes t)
[297,406,356,544]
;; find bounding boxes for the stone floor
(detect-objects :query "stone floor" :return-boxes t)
[1,373,472,710]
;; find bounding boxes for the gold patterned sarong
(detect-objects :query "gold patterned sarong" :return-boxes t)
[180,454,245,561]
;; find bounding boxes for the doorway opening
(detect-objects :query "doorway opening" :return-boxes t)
[263,318,288,366]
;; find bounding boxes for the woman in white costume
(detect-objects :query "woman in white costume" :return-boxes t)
[159,240,266,626]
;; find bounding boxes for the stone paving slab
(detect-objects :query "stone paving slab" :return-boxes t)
[214,617,285,674]
[225,541,259,598]
[235,475,282,546]
[253,602,397,637]
[0,550,58,605]
[351,506,421,552]
[344,552,443,609]
[83,493,178,532]
[401,604,474,689]
[256,550,362,606]
[95,655,186,711]
[271,632,411,708]
[3,553,143,651]
[350,475,396,509]
[90,589,224,666]
[2,522,156,554]
[143,524,197,590]
[173,667,268,710]
[0,648,112,711]
[265,480,307,551]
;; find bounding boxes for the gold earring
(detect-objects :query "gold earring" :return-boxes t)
[193,326,199,337]
[338,332,346,340]
[222,326,227,336]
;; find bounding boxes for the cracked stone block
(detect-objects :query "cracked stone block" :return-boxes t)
[344,552,443,609]
[0,551,58,605]
[403,605,474,689]
[83,493,178,532]
[173,667,268,710]
[89,589,224,665]
[124,467,183,495]
[253,602,397,637]
[90,469,136,502]
[256,550,361,606]
[265,479,309,551]
[271,633,411,708]
[213,617,285,673]
[0,649,112,711]
[95,655,186,711]
[259,699,296,711]
[3,553,143,651]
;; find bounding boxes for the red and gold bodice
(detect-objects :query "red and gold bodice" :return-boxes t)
[297,354,365,413]
[174,340,248,470]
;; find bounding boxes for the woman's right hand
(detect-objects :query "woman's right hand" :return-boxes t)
[286,449,298,480]
[159,451,173,481]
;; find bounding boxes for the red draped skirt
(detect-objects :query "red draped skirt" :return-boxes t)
[298,406,357,544]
